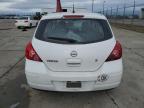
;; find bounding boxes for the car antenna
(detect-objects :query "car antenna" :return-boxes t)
[72,2,75,13]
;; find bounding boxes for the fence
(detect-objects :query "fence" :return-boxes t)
[96,2,144,26]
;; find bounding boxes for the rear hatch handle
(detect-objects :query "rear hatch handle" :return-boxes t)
[66,59,82,67]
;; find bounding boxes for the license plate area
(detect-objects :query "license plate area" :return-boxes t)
[66,81,81,88]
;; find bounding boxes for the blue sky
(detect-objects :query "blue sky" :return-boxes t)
[0,0,144,13]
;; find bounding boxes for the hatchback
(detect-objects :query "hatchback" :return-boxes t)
[25,13,123,92]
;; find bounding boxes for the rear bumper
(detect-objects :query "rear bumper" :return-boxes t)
[25,59,123,92]
[15,23,30,27]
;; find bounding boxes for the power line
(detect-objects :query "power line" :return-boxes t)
[97,3,144,13]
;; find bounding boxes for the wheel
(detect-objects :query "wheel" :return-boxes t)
[30,23,32,28]
[17,26,24,29]
[17,26,21,29]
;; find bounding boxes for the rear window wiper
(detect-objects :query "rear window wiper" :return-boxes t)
[47,37,78,43]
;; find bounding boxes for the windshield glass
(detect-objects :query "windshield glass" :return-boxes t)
[18,16,28,20]
[35,19,113,44]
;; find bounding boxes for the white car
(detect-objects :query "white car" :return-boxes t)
[15,16,38,28]
[25,12,123,92]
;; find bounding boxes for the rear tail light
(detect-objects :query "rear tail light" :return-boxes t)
[106,41,122,62]
[63,15,84,19]
[25,42,42,62]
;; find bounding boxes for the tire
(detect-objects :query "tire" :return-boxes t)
[30,23,32,28]
[17,26,20,29]
[17,26,23,29]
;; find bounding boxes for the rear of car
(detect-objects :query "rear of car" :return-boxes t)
[25,13,123,92]
[15,16,30,28]
[15,16,38,28]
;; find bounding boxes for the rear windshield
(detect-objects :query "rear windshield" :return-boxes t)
[18,17,28,20]
[35,19,113,44]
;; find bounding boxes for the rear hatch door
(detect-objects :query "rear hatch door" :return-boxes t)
[32,38,115,72]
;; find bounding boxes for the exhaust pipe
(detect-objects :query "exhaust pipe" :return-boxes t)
[56,0,63,12]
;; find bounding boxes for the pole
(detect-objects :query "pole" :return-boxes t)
[103,1,106,15]
[116,5,119,23]
[123,4,126,24]
[111,7,112,18]
[106,8,108,17]
[72,2,75,13]
[92,0,94,13]
[116,6,119,18]
[131,0,136,24]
